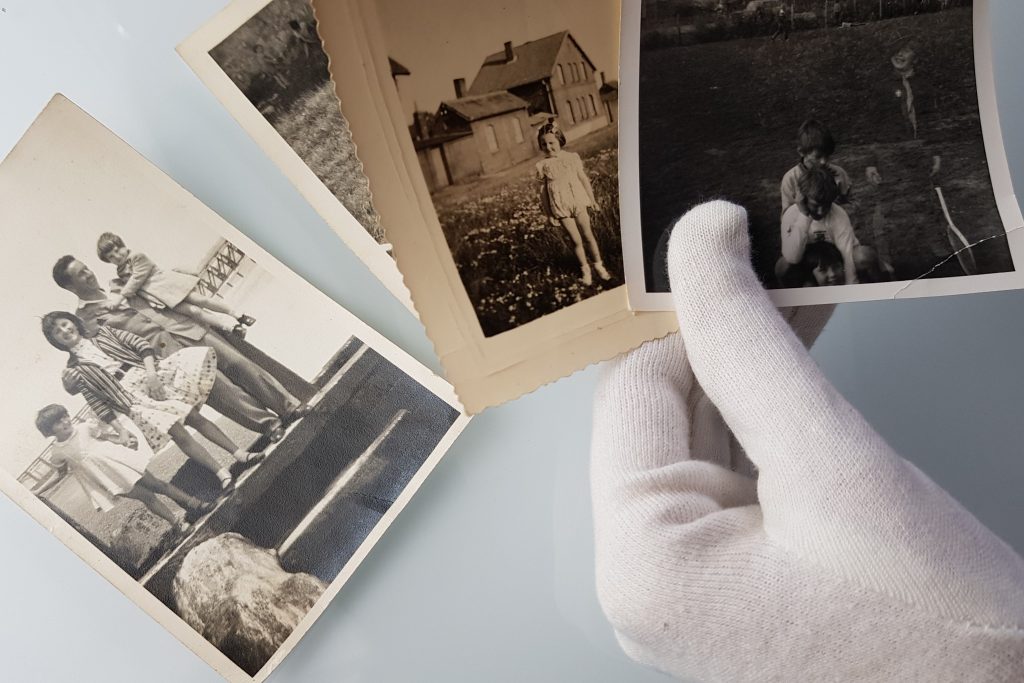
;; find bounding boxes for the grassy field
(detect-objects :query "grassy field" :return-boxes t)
[639,7,1013,289]
[272,82,384,241]
[433,125,622,337]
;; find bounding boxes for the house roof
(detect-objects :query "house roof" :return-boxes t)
[468,31,596,95]
[440,91,529,122]
[389,57,410,77]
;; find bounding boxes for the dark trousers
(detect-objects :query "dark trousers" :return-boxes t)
[201,330,299,420]
[205,371,279,433]
[222,333,317,401]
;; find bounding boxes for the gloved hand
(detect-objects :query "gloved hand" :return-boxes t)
[591,201,1024,682]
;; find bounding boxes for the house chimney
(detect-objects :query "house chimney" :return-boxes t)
[453,77,466,99]
[504,41,515,63]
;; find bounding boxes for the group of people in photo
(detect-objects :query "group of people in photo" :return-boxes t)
[33,234,314,536]
[536,119,611,286]
[772,41,949,288]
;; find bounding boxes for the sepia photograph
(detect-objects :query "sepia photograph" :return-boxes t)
[622,0,1024,309]
[316,0,677,413]
[178,0,415,311]
[0,96,469,682]
[378,0,624,336]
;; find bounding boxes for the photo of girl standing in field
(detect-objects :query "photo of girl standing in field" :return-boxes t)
[537,120,613,286]
[377,0,624,337]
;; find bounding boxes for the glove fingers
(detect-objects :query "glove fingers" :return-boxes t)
[592,333,695,476]
[665,202,1024,628]
[591,333,757,517]
[666,200,884,468]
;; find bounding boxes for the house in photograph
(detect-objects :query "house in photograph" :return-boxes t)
[599,71,619,124]
[468,31,609,141]
[410,30,612,191]
[414,85,535,191]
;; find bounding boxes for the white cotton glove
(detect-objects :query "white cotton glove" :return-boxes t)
[591,201,1024,683]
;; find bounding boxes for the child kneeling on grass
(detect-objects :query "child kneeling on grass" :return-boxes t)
[35,404,213,535]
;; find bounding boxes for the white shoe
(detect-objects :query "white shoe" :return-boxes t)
[581,264,593,286]
[594,261,612,281]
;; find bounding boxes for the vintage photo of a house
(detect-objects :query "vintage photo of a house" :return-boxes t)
[381,0,624,337]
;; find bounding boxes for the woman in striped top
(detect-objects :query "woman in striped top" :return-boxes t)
[41,312,263,490]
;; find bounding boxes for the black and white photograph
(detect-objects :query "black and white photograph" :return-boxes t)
[0,96,468,682]
[622,0,1024,308]
[378,0,624,336]
[179,0,415,311]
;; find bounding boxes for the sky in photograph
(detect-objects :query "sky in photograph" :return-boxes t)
[377,0,620,116]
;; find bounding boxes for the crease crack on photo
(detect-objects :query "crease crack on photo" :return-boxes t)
[890,224,1024,299]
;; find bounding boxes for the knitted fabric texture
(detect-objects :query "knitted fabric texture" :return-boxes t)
[590,201,1024,682]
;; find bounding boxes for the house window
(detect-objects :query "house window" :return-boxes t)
[512,117,524,143]
[484,124,499,152]
[589,94,597,117]
[567,100,576,124]
[580,62,587,81]
[578,97,587,119]
[557,64,565,85]
[570,63,578,82]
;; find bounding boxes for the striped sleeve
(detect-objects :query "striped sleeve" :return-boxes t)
[104,326,155,359]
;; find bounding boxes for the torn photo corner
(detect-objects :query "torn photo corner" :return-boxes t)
[313,0,678,413]
[0,94,469,683]
[620,0,1024,310]
[177,0,416,312]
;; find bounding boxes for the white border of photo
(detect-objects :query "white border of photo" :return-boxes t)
[620,0,1024,311]
[177,0,416,313]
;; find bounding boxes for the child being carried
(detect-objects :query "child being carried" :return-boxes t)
[97,232,255,336]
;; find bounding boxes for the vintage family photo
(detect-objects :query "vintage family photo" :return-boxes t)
[625,0,1023,307]
[0,96,467,682]
[378,0,624,336]
[179,0,415,311]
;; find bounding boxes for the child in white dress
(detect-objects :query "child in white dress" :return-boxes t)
[96,232,255,336]
[35,404,212,533]
[536,121,611,286]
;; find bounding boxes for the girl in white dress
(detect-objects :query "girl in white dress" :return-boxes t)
[535,121,611,286]
[35,404,212,533]
[96,232,255,336]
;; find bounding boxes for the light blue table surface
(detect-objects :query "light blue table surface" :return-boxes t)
[1,2,1021,681]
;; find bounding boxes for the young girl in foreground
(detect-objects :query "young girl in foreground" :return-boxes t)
[536,121,611,285]
[42,311,263,491]
[35,404,212,534]
[96,232,255,336]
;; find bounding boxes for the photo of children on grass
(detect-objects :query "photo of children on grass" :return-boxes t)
[635,0,1014,297]
[378,0,623,337]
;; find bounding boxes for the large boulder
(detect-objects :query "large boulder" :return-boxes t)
[172,533,327,675]
[107,503,175,578]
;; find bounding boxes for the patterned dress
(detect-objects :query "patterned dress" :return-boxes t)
[65,327,217,452]
[49,420,153,512]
